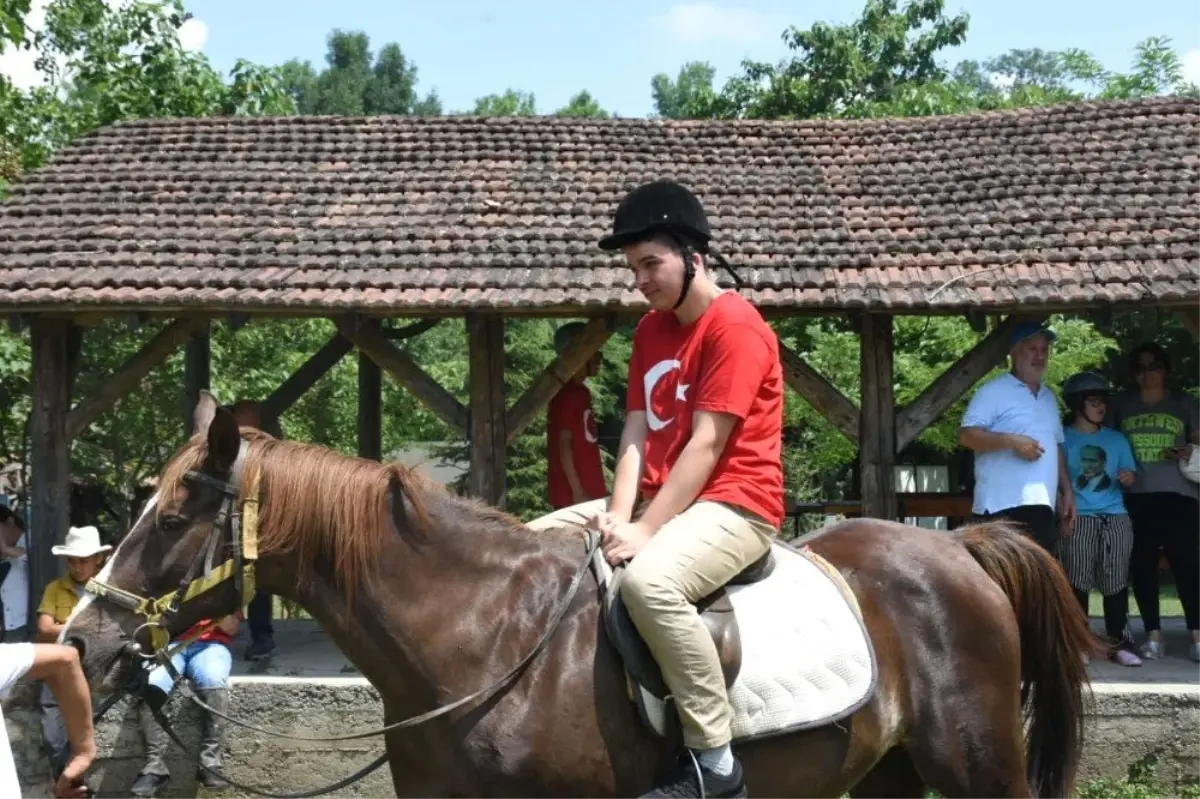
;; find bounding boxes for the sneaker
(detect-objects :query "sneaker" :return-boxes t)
[642,753,747,798]
[1110,648,1142,667]
[1139,639,1164,660]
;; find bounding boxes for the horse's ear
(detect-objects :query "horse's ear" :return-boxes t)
[192,390,221,437]
[205,405,241,474]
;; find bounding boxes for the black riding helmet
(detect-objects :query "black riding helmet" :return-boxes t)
[598,178,744,309]
[1062,371,1111,418]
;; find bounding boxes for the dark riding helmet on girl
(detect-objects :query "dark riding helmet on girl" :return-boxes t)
[598,178,743,309]
[1062,371,1112,420]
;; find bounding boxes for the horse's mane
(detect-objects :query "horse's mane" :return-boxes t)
[158,430,533,603]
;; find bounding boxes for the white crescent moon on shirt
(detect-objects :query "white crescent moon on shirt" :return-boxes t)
[583,409,598,443]
[643,359,682,431]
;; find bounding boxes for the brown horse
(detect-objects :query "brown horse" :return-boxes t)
[63,393,1096,798]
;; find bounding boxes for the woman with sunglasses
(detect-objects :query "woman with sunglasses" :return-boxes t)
[1108,342,1200,662]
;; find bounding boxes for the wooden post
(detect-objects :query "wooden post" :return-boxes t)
[358,351,382,460]
[29,317,72,625]
[183,321,211,435]
[859,313,897,520]
[467,314,506,506]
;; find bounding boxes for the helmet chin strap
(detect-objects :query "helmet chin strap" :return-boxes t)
[673,244,697,310]
[661,232,745,311]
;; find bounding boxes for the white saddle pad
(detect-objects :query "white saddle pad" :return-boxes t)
[608,540,877,742]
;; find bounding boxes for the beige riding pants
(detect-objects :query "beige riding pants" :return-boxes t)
[528,497,775,748]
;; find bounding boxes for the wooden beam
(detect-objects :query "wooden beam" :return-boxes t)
[467,315,506,506]
[894,315,1023,453]
[66,317,207,440]
[183,321,211,436]
[504,317,615,444]
[358,351,382,460]
[778,344,859,446]
[29,317,72,624]
[859,314,897,520]
[260,334,354,422]
[335,317,469,436]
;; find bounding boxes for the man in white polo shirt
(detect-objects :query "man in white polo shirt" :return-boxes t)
[958,321,1076,553]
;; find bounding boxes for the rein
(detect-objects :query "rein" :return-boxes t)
[83,441,602,797]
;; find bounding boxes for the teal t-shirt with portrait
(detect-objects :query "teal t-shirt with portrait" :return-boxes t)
[1063,426,1136,516]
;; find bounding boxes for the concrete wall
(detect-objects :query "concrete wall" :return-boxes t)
[6,677,1197,797]
[6,677,393,798]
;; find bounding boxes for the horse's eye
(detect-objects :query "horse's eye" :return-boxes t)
[160,515,188,533]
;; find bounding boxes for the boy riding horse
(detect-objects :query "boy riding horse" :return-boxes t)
[529,178,784,798]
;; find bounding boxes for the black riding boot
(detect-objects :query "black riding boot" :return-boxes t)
[196,687,231,788]
[643,750,747,798]
[130,702,171,797]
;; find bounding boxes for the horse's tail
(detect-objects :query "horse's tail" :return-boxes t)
[952,521,1096,799]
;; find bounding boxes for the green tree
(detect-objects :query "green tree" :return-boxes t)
[279,29,441,115]
[0,0,295,182]
[555,89,609,118]
[472,88,537,116]
[650,62,718,119]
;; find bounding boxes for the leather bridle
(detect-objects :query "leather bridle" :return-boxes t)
[80,440,601,797]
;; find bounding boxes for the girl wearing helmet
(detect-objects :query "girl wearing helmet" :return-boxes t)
[1059,371,1141,666]
[527,178,783,798]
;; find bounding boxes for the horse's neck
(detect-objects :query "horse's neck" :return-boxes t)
[259,513,588,710]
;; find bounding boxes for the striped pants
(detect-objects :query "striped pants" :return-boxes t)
[1056,513,1134,596]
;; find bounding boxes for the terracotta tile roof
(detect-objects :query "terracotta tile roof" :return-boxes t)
[0,97,1196,314]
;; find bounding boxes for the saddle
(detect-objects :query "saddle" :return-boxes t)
[591,532,775,700]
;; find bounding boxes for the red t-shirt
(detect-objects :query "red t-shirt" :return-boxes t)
[180,613,241,648]
[547,381,608,509]
[626,292,784,528]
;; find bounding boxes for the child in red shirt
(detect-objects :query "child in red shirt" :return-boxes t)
[546,322,608,509]
[131,613,240,796]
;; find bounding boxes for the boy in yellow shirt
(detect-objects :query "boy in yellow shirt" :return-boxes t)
[35,526,110,780]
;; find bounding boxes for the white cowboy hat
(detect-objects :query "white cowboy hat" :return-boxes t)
[51,525,113,558]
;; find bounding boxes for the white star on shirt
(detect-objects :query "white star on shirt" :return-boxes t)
[676,383,690,401]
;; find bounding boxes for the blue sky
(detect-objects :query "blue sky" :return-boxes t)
[7,1,1200,115]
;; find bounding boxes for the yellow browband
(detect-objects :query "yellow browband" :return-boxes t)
[84,471,261,654]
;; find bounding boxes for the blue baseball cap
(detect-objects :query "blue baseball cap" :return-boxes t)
[1009,321,1057,348]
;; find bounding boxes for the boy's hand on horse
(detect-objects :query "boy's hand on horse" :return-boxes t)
[600,520,654,566]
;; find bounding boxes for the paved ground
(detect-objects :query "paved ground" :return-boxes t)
[1085,616,1198,684]
[225,616,1199,685]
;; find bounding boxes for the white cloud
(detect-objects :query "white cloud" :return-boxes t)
[178,17,208,53]
[1183,48,1200,87]
[652,3,774,46]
